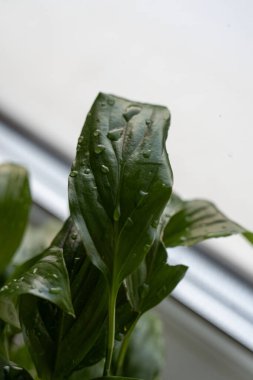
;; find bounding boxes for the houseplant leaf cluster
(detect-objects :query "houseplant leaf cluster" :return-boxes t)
[0,94,251,380]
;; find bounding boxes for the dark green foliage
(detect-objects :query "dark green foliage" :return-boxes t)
[0,94,251,380]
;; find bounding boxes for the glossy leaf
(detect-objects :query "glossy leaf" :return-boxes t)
[0,245,74,328]
[69,93,173,289]
[0,163,31,274]
[121,313,164,380]
[125,242,186,315]
[163,194,246,247]
[0,354,33,380]
[19,219,109,380]
[125,199,187,316]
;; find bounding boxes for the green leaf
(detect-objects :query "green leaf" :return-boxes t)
[121,313,164,380]
[125,242,186,315]
[243,231,253,245]
[0,163,31,275]
[163,194,247,247]
[19,218,109,380]
[69,93,173,289]
[0,245,74,328]
[0,354,33,379]
[125,199,187,316]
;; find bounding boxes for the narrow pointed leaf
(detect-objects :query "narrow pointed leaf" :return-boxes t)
[0,163,31,274]
[163,195,247,247]
[0,246,74,328]
[125,241,187,315]
[69,93,173,288]
[243,231,253,245]
[125,200,187,316]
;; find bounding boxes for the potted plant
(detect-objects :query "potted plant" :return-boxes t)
[0,93,252,380]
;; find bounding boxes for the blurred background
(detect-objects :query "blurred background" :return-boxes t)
[0,1,253,379]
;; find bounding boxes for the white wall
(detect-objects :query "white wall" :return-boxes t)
[0,0,253,271]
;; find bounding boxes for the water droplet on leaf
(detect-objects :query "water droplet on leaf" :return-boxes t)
[101,164,109,173]
[107,128,123,141]
[33,268,38,274]
[70,170,78,177]
[140,190,148,197]
[50,287,61,294]
[84,168,90,174]
[123,105,141,121]
[93,129,100,137]
[94,144,105,154]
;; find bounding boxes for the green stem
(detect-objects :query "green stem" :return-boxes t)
[103,287,118,377]
[116,316,140,376]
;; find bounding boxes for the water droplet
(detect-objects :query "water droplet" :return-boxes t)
[33,268,38,274]
[70,170,78,177]
[93,129,100,137]
[107,96,115,106]
[143,149,151,158]
[140,190,148,197]
[179,236,186,242]
[113,205,120,221]
[53,274,58,279]
[84,168,90,174]
[123,325,127,332]
[78,136,84,144]
[107,128,123,141]
[20,277,24,281]
[71,232,78,240]
[77,144,81,152]
[101,164,109,173]
[50,287,61,294]
[123,105,141,121]
[94,144,105,154]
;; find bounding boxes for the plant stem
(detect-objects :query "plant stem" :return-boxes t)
[103,288,117,377]
[116,316,139,376]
